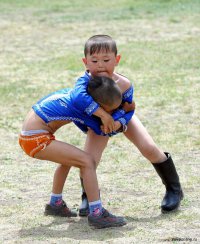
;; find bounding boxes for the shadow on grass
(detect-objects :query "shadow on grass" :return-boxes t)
[19,211,182,241]
[125,209,182,223]
[19,216,129,241]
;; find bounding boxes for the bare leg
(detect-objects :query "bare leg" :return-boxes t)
[50,129,109,204]
[84,129,109,166]
[79,129,109,216]
[124,115,167,163]
[52,165,70,194]
[35,140,99,202]
[34,139,126,227]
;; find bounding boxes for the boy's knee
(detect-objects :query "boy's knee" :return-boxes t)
[81,153,96,170]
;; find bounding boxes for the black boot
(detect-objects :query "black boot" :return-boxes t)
[79,178,89,217]
[152,152,184,213]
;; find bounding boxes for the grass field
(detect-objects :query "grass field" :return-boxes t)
[0,0,200,243]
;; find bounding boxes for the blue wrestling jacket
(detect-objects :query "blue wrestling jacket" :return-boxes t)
[71,72,134,136]
[32,72,134,136]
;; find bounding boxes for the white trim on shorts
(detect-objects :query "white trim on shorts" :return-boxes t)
[21,130,49,136]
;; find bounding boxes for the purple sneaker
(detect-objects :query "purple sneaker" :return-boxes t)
[88,208,126,228]
[44,200,77,217]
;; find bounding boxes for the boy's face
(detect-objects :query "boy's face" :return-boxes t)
[82,51,121,78]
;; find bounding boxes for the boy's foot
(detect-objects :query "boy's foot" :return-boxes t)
[79,192,89,217]
[88,208,127,228]
[44,200,77,217]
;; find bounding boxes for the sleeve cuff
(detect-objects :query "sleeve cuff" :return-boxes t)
[118,118,127,126]
[84,101,99,116]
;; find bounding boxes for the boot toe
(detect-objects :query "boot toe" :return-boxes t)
[161,190,183,213]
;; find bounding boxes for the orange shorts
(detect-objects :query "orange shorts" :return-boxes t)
[19,132,55,158]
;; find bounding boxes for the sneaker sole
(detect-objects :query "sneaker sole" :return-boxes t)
[44,210,77,217]
[89,220,127,229]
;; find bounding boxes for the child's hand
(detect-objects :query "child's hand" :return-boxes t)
[100,113,115,134]
[122,101,136,112]
[101,121,127,135]
[114,121,122,131]
[93,107,115,133]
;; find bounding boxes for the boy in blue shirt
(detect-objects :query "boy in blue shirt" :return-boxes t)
[76,34,183,216]
[19,75,133,228]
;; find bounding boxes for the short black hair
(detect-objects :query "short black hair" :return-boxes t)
[87,76,122,107]
[84,35,117,57]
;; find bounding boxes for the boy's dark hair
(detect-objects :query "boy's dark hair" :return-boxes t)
[88,76,122,107]
[84,35,117,57]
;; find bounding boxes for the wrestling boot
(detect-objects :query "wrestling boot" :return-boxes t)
[79,178,89,217]
[152,152,184,213]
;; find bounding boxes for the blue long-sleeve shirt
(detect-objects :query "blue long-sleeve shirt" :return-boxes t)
[71,72,134,136]
[32,72,134,136]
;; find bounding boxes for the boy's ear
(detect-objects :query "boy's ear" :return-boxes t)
[82,58,87,67]
[115,55,121,65]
